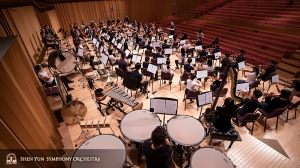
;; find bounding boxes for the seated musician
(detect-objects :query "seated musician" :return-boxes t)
[214,52,231,76]
[212,98,236,132]
[261,89,291,113]
[130,63,149,94]
[208,38,219,48]
[143,56,150,69]
[118,52,132,73]
[202,58,215,72]
[198,45,208,58]
[197,29,204,39]
[180,32,188,41]
[142,126,172,168]
[155,48,164,59]
[185,74,202,103]
[162,40,171,49]
[41,32,59,49]
[182,40,191,51]
[235,49,245,69]
[258,60,277,80]
[210,73,223,92]
[162,60,174,84]
[184,58,195,74]
[175,48,186,69]
[34,65,74,91]
[274,80,300,102]
[195,37,202,46]
[107,50,119,65]
[237,66,259,85]
[123,39,129,51]
[236,90,263,119]
[157,26,164,40]
[145,41,154,51]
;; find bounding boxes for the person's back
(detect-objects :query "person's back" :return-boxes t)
[237,90,263,116]
[213,98,235,132]
[263,89,291,113]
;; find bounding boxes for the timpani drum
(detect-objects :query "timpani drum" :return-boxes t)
[190,148,234,168]
[82,65,93,75]
[71,135,126,168]
[85,72,97,79]
[167,115,206,146]
[120,109,161,142]
[48,50,76,73]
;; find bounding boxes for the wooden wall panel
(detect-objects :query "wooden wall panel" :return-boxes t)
[0,37,65,167]
[54,0,204,34]
[47,9,61,33]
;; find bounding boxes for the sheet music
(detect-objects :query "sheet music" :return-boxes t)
[96,41,99,48]
[168,35,173,39]
[117,43,123,49]
[197,94,206,107]
[180,40,186,44]
[195,45,202,50]
[85,29,88,33]
[129,41,134,47]
[100,46,104,53]
[122,38,126,43]
[147,64,158,74]
[165,100,178,115]
[92,38,97,45]
[106,35,110,40]
[272,74,279,83]
[157,57,167,64]
[151,37,155,42]
[100,30,102,34]
[164,48,173,55]
[236,83,249,92]
[111,38,115,43]
[214,52,221,59]
[196,70,208,78]
[125,49,130,57]
[101,54,109,65]
[77,48,84,57]
[132,55,142,63]
[152,41,160,47]
[151,99,166,113]
[185,58,196,64]
[238,61,245,70]
[205,92,213,104]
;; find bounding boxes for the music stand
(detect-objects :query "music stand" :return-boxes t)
[150,97,178,126]
[196,91,213,119]
[147,64,158,94]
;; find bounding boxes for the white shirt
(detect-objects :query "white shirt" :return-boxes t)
[162,65,171,73]
[187,79,202,91]
[38,70,54,84]
[178,54,185,63]
[203,65,215,72]
[109,55,116,64]
[183,44,191,50]
[246,72,257,85]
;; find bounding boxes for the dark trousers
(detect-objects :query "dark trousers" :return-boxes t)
[140,81,149,93]
[47,76,71,89]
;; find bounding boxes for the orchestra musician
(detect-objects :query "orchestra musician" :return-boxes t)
[185,74,202,103]
[41,31,59,49]
[175,48,186,69]
[274,80,300,102]
[124,14,130,23]
[257,60,277,80]
[261,89,291,113]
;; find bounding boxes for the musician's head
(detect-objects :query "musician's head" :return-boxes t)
[164,40,167,43]
[252,90,263,99]
[253,66,260,75]
[202,45,207,50]
[292,80,300,91]
[240,49,245,54]
[135,63,141,70]
[157,48,162,53]
[187,58,192,64]
[151,126,167,147]
[225,52,230,58]
[145,56,150,62]
[222,98,235,117]
[121,52,126,59]
[271,60,277,66]
[280,89,291,100]
[171,22,174,26]
[148,41,151,45]
[199,29,202,33]
[215,44,219,49]
[34,64,42,73]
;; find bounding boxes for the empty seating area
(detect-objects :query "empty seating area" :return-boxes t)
[180,0,230,17]
[154,16,184,28]
[204,0,300,30]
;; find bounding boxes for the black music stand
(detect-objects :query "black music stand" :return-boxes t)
[150,97,178,126]
[196,91,213,119]
[147,64,158,94]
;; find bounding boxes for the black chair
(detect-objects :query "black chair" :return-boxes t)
[249,80,261,93]
[122,73,148,98]
[115,67,124,83]
[262,72,276,92]
[257,107,287,132]
[179,72,189,91]
[160,72,172,90]
[285,100,300,123]
[236,112,260,135]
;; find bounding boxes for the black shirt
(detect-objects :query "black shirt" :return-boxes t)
[199,50,208,57]
[146,45,153,51]
[264,97,289,113]
[262,66,276,80]
[195,40,202,46]
[142,141,172,168]
[118,59,129,73]
[236,54,245,63]
[221,57,231,71]
[238,98,262,116]
[143,62,149,69]
[130,70,142,88]
[184,64,194,73]
[162,43,170,49]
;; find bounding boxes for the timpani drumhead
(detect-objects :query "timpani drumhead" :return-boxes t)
[167,115,206,146]
[190,148,234,168]
[55,50,76,73]
[120,109,161,142]
[71,135,126,168]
